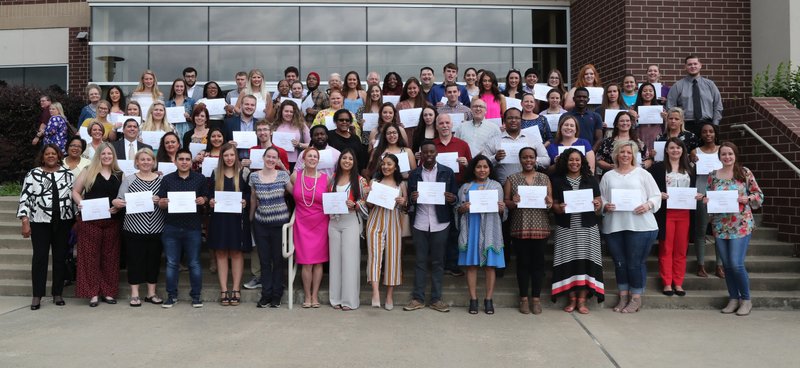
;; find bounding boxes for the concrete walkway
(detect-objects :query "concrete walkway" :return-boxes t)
[0,296,797,367]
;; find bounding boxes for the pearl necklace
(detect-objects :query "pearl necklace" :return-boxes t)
[300,169,319,207]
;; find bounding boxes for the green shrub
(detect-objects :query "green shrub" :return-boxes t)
[753,62,800,108]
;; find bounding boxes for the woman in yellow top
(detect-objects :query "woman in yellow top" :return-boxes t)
[81,100,117,141]
[312,90,361,138]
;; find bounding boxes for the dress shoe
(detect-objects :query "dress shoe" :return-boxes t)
[102,296,117,304]
[31,297,41,310]
[89,296,99,308]
[696,265,709,278]
[53,296,66,306]
[715,265,726,279]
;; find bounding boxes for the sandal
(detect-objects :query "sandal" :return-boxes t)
[613,294,628,312]
[333,305,342,310]
[468,299,479,314]
[229,290,241,306]
[576,297,589,314]
[220,291,230,306]
[129,296,142,307]
[484,299,494,315]
[302,300,312,308]
[145,295,163,304]
[341,306,352,311]
[563,296,577,313]
[622,297,641,313]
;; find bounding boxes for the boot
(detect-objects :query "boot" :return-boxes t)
[736,299,752,316]
[715,265,725,279]
[721,299,739,314]
[696,265,709,278]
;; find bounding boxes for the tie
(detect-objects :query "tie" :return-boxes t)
[692,79,703,122]
[128,142,135,159]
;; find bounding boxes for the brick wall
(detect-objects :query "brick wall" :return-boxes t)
[68,26,90,97]
[569,0,626,85]
[719,97,800,245]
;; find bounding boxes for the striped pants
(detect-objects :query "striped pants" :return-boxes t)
[366,207,402,286]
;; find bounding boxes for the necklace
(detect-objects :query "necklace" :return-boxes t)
[300,169,319,207]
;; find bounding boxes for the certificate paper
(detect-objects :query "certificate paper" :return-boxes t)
[586,87,604,105]
[367,182,400,210]
[545,113,562,133]
[202,157,219,177]
[272,132,295,152]
[383,95,400,106]
[520,126,544,144]
[117,159,137,176]
[563,189,594,214]
[249,149,266,169]
[203,98,227,116]
[637,105,663,125]
[167,191,197,213]
[436,152,460,173]
[667,187,698,210]
[533,84,551,101]
[323,192,349,215]
[392,153,411,173]
[449,113,465,130]
[232,131,258,148]
[499,142,527,164]
[611,189,640,211]
[140,131,165,149]
[317,149,335,170]
[124,191,154,214]
[517,186,548,209]
[506,97,522,111]
[79,126,91,142]
[603,109,625,128]
[558,145,585,156]
[214,191,242,214]
[362,113,379,132]
[80,197,111,221]
[280,97,303,108]
[254,100,267,120]
[416,182,445,205]
[324,115,337,130]
[468,189,498,213]
[653,141,666,162]
[695,152,722,175]
[189,143,206,158]
[399,108,422,128]
[158,162,177,175]
[706,190,739,214]
[166,106,187,123]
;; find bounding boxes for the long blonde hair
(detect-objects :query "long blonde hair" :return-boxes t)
[214,143,242,192]
[80,142,122,193]
[243,69,270,101]
[133,69,163,100]
[141,101,174,132]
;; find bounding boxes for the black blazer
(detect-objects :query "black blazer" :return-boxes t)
[550,174,601,228]
[406,164,457,226]
[648,161,697,241]
[112,139,153,160]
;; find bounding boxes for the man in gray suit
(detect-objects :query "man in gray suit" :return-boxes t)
[113,118,153,160]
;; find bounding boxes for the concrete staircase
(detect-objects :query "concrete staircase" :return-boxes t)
[1,196,798,310]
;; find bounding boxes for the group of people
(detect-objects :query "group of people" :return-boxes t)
[20,55,762,316]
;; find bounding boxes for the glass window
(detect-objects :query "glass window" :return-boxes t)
[512,10,533,44]
[91,46,149,84]
[149,7,208,42]
[0,66,67,90]
[0,68,23,87]
[456,9,511,43]
[300,7,365,42]
[367,8,454,42]
[209,46,299,83]
[91,7,148,42]
[300,46,366,82]
[210,7,299,41]
[533,10,567,45]
[367,46,455,81]
[457,47,512,77]
[148,46,208,83]
[512,48,568,81]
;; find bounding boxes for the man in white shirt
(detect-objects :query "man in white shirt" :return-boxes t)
[480,108,549,184]
[455,98,501,158]
[113,118,152,160]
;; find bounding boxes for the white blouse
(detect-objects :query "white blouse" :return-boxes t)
[599,166,661,234]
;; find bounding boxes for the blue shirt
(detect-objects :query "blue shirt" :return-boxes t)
[567,109,604,145]
[427,83,472,107]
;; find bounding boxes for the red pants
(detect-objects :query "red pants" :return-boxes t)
[76,218,121,298]
[659,209,690,287]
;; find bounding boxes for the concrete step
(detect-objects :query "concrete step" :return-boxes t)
[0,210,17,222]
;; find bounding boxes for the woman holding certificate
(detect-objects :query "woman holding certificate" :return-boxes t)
[166,79,194,140]
[141,101,175,133]
[196,81,227,129]
[82,121,108,160]
[564,64,602,111]
[457,155,506,315]
[520,94,551,147]
[234,69,273,121]
[595,112,649,176]
[366,154,407,310]
[366,123,416,180]
[130,69,163,103]
[691,122,724,278]
[704,142,763,316]
[183,105,210,148]
[193,127,225,172]
[72,142,123,307]
[274,100,311,166]
[156,132,181,165]
[630,82,664,153]
[503,147,552,314]
[367,103,409,151]
[550,148,604,314]
[545,115,595,174]
[356,84,384,145]
[291,147,330,308]
[207,143,251,306]
[327,148,369,310]
[600,140,661,313]
[112,148,165,306]
[656,107,699,154]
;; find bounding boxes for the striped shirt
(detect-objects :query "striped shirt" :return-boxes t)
[117,174,165,234]
[250,170,291,225]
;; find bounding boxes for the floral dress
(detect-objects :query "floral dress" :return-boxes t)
[707,167,764,239]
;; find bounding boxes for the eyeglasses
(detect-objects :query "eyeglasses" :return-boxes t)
[472,105,486,110]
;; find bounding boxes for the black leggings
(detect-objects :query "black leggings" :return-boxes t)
[513,237,547,298]
[125,232,163,285]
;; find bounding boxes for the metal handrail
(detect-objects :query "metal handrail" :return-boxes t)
[281,212,297,309]
[730,124,800,178]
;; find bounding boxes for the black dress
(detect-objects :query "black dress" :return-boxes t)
[207,172,251,252]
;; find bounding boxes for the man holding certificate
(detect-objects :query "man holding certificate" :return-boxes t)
[157,148,209,308]
[223,94,257,161]
[403,141,457,313]
[480,108,549,184]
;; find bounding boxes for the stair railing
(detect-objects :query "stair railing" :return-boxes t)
[730,124,800,178]
[281,212,297,309]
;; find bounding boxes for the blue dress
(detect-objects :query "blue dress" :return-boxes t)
[343,96,364,116]
[458,182,506,267]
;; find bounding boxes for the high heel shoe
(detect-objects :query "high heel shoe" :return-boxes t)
[31,297,41,310]
[621,297,641,313]
[53,296,65,306]
[613,294,628,312]
[468,299,479,314]
[484,299,494,315]
[715,265,726,279]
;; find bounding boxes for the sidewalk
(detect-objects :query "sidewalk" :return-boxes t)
[0,296,796,368]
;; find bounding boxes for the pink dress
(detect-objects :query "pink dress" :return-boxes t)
[293,172,329,264]
[480,93,502,119]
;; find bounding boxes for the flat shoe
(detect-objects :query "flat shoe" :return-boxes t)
[674,288,686,297]
[129,296,142,307]
[301,302,312,308]
[102,296,117,305]
[145,295,163,304]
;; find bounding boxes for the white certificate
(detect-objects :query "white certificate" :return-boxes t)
[392,153,411,173]
[667,187,698,210]
[158,162,177,176]
[117,159,137,176]
[499,142,527,164]
[468,189,498,213]
[280,97,303,108]
[439,96,448,105]
[254,99,267,120]
[322,192,349,215]
[545,113,562,133]
[272,131,295,152]
[114,116,142,131]
[109,112,124,124]
[362,113,379,132]
[324,115,336,130]
[436,152,460,173]
[367,181,400,210]
[399,108,422,128]
[521,126,544,144]
[533,83,551,101]
[79,126,91,142]
[383,95,400,106]
[249,149,266,169]
[517,186,548,209]
[558,145,586,156]
[124,190,154,214]
[417,182,445,205]
[132,96,153,118]
[603,109,625,128]
[586,87,604,105]
[167,191,197,213]
[506,97,522,111]
[204,98,227,116]
[202,157,218,177]
[639,82,663,98]
[229,97,238,107]
[637,105,663,125]
[653,141,666,162]
[166,106,186,123]
[140,131,165,149]
[214,191,242,214]
[563,189,594,214]
[317,149,335,170]
[706,190,739,214]
[232,131,257,148]
[448,113,465,130]
[695,152,722,175]
[189,142,206,158]
[611,189,640,211]
[80,197,111,221]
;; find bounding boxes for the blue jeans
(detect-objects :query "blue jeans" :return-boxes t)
[411,227,449,303]
[605,230,658,294]
[715,234,751,300]
[162,224,202,300]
